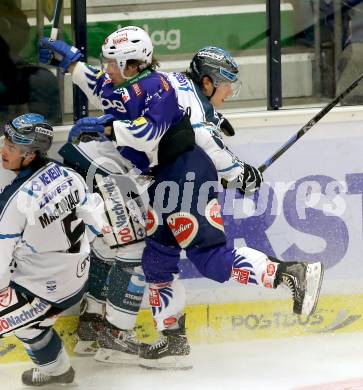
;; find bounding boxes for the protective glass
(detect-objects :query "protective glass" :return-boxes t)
[100,56,119,73]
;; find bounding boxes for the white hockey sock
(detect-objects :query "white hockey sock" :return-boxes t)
[84,293,105,316]
[231,247,278,288]
[148,277,186,332]
[105,299,138,330]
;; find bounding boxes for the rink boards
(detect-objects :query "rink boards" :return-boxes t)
[2,107,363,364]
[1,294,363,364]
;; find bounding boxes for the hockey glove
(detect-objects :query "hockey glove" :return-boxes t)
[68,114,115,142]
[221,163,263,196]
[39,38,82,73]
[217,112,235,136]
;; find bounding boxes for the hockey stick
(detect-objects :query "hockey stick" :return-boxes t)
[50,0,63,40]
[258,72,363,173]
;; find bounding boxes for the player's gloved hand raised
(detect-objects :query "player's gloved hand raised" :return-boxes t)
[39,38,82,73]
[221,163,263,196]
[217,112,235,136]
[68,114,115,142]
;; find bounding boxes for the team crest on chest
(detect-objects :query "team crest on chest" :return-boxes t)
[205,199,224,231]
[166,212,198,248]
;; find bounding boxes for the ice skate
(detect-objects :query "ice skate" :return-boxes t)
[74,312,103,355]
[139,314,192,370]
[22,366,75,387]
[94,320,140,365]
[275,261,324,316]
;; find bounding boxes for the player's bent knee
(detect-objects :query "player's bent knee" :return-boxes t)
[142,239,181,283]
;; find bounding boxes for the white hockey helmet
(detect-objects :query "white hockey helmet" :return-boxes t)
[101,26,153,78]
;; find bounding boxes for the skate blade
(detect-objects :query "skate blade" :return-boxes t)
[94,347,139,365]
[139,355,193,370]
[74,340,98,355]
[302,262,324,316]
[26,381,79,388]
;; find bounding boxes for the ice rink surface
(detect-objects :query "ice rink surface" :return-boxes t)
[2,332,363,390]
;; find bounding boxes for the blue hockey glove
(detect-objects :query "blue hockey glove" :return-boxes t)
[39,38,82,73]
[68,114,115,142]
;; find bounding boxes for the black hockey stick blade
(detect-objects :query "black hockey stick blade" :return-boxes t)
[258,71,363,173]
[50,0,63,40]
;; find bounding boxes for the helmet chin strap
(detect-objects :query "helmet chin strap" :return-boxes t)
[204,75,217,100]
[118,62,133,80]
[207,86,217,100]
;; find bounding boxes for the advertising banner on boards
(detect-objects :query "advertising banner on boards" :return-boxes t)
[179,118,363,300]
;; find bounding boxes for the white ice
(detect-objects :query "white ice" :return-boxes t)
[2,332,363,390]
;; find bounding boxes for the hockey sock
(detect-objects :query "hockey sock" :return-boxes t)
[87,254,112,305]
[106,260,146,330]
[148,277,186,331]
[17,328,70,376]
[231,247,278,288]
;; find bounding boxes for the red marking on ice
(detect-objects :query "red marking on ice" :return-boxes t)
[294,378,363,390]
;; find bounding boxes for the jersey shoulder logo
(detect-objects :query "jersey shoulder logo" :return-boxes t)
[205,199,224,232]
[146,207,159,236]
[166,212,198,248]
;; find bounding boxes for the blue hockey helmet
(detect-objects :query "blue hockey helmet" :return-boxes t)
[4,113,53,155]
[189,46,239,87]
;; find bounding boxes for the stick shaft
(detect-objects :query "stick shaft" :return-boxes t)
[50,0,63,40]
[258,72,363,173]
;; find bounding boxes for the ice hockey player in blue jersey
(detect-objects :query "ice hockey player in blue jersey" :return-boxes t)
[0,113,107,385]
[44,33,263,365]
[40,26,324,370]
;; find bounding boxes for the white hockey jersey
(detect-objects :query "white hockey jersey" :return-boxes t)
[0,160,106,304]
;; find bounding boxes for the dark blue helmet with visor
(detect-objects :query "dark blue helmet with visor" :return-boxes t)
[4,113,53,155]
[190,46,239,88]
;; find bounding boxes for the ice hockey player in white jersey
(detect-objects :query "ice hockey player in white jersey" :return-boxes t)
[166,46,261,191]
[59,136,149,363]
[167,46,238,132]
[0,113,107,386]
